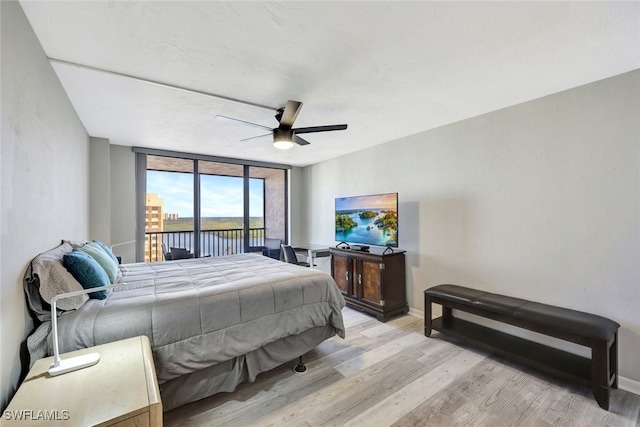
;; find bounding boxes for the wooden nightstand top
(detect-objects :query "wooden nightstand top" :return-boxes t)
[4,336,162,426]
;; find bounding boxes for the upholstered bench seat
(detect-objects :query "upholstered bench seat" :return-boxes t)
[424,284,620,410]
[426,284,619,341]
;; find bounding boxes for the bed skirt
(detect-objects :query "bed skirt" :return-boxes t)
[160,324,336,411]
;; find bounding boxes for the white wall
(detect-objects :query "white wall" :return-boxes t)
[289,167,306,245]
[88,142,137,263]
[108,145,137,263]
[89,138,112,243]
[301,70,640,384]
[1,1,90,409]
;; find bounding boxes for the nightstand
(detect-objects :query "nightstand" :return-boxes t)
[4,336,162,426]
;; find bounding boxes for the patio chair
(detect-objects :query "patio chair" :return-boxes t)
[262,238,282,260]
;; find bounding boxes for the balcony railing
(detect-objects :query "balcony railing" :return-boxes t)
[145,228,265,262]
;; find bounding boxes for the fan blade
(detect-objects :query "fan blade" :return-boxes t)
[292,124,348,134]
[241,133,272,142]
[279,100,303,128]
[293,135,311,146]
[215,115,272,132]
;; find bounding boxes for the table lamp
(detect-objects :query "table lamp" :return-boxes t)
[110,240,136,263]
[110,240,136,251]
[49,283,125,376]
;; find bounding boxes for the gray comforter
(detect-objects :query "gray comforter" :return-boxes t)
[41,253,345,383]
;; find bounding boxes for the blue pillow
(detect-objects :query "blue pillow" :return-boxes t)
[63,250,111,300]
[92,240,120,266]
[79,242,118,283]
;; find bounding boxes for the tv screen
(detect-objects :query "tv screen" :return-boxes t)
[335,192,398,247]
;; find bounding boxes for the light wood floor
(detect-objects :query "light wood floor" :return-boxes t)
[164,308,640,427]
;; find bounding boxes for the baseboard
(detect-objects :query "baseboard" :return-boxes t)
[411,306,640,396]
[408,307,424,319]
[619,376,640,396]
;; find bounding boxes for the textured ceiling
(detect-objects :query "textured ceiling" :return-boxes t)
[20,1,640,167]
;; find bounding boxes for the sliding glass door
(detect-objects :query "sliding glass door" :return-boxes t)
[141,153,286,262]
[199,161,251,256]
[145,157,194,262]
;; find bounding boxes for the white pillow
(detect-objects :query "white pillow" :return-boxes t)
[31,243,89,310]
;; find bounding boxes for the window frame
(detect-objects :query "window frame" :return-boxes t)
[134,147,290,262]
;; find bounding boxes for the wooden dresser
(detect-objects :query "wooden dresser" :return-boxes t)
[330,247,408,321]
[4,336,162,426]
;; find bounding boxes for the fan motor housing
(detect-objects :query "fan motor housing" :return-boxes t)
[273,127,294,142]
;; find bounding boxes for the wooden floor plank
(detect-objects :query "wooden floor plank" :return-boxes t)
[344,349,486,426]
[252,345,444,426]
[391,358,512,427]
[165,308,640,427]
[334,332,425,377]
[362,314,421,338]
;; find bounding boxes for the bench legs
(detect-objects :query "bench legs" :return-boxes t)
[611,333,618,389]
[424,293,453,338]
[424,293,432,337]
[591,333,618,410]
[442,306,452,327]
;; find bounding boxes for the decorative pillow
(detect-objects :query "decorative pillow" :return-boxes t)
[62,239,89,249]
[92,240,120,266]
[63,250,111,300]
[79,242,118,283]
[26,242,89,312]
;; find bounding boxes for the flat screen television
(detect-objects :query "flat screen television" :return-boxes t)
[335,192,398,248]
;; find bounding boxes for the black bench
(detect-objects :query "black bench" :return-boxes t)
[424,284,620,410]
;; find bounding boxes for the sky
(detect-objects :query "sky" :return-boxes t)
[147,171,264,217]
[335,193,397,211]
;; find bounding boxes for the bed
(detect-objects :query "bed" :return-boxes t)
[24,242,346,410]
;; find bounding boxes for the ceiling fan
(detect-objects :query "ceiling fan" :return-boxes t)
[215,100,348,150]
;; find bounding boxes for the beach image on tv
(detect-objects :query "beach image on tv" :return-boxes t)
[335,193,398,247]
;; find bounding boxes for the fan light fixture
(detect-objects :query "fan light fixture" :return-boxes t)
[273,140,294,150]
[216,100,348,149]
[273,128,294,150]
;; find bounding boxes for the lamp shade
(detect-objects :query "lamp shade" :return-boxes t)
[273,140,294,150]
